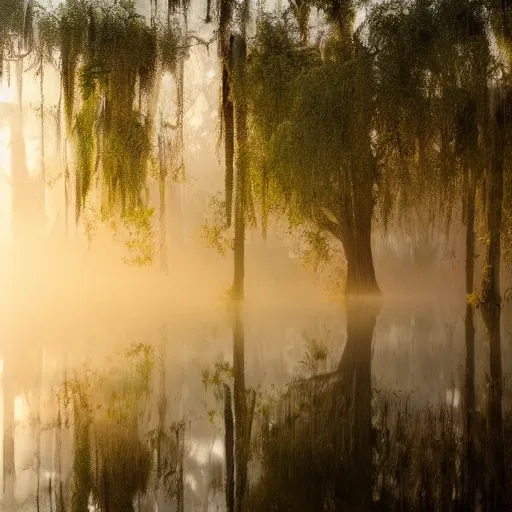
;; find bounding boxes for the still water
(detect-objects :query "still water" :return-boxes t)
[0,247,510,511]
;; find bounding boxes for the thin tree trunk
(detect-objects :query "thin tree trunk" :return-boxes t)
[158,129,168,274]
[64,140,70,238]
[480,91,506,512]
[463,159,476,511]
[232,32,250,512]
[36,350,44,512]
[40,51,46,216]
[224,384,234,512]
[220,0,234,226]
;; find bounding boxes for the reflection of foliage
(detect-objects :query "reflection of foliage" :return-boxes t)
[64,343,155,512]
[202,358,233,401]
[249,386,478,511]
[299,334,329,376]
[148,419,186,500]
[200,357,234,427]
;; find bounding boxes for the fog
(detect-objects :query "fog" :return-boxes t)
[0,0,511,510]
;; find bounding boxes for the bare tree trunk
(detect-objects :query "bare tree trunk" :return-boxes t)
[40,51,46,215]
[219,0,234,227]
[232,32,250,512]
[463,160,476,511]
[480,91,506,512]
[158,129,168,274]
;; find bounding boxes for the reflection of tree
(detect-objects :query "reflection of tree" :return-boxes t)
[250,297,380,510]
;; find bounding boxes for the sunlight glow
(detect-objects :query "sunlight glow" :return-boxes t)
[211,438,224,459]
[14,395,27,422]
[0,83,15,104]
[446,388,460,409]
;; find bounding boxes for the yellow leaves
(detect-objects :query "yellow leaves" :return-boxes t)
[466,291,479,306]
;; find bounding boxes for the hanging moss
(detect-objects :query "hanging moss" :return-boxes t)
[71,1,160,217]
[74,92,100,218]
[160,20,182,74]
[0,0,34,72]
[0,0,25,43]
[58,0,89,132]
[37,11,61,63]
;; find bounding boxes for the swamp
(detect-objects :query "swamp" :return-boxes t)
[0,0,511,510]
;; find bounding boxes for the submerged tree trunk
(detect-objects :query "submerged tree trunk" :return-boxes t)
[480,91,506,511]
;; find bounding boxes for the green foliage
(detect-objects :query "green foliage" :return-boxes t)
[72,0,158,216]
[367,0,494,229]
[64,343,155,512]
[160,20,183,74]
[200,193,234,256]
[32,0,184,218]
[37,11,61,63]
[0,0,33,76]
[121,206,155,267]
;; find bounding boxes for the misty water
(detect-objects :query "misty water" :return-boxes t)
[1,235,511,511]
[2,0,512,509]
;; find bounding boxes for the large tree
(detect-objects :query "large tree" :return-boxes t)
[247,12,380,295]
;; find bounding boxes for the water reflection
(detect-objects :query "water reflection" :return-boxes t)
[0,296,510,510]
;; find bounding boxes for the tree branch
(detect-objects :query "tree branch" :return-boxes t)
[316,207,343,241]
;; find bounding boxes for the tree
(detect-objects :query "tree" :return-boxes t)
[248,15,380,295]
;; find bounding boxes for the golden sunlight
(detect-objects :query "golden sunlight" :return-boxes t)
[14,395,27,422]
[0,82,14,104]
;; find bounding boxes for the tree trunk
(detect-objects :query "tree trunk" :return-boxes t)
[231,31,252,512]
[480,91,506,512]
[220,0,234,227]
[233,51,247,512]
[158,131,168,274]
[463,160,476,511]
[343,215,379,296]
